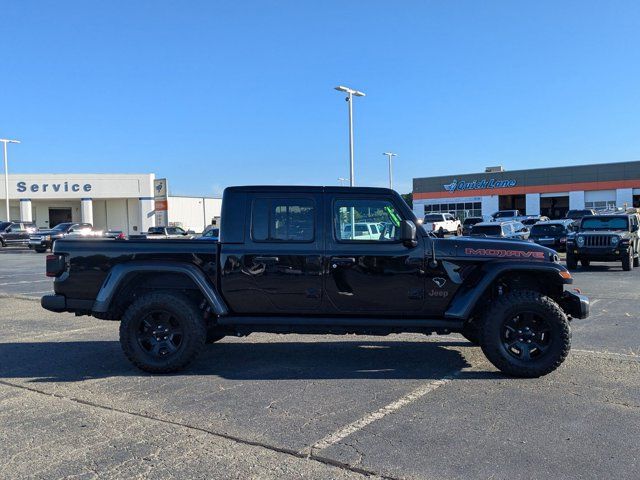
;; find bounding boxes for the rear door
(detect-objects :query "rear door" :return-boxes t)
[4,223,24,244]
[220,192,323,314]
[323,194,425,314]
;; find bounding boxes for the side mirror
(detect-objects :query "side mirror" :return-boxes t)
[400,220,418,247]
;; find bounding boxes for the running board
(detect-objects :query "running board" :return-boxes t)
[217,316,462,330]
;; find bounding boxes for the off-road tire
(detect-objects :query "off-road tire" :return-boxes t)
[120,291,206,373]
[580,259,590,268]
[622,248,633,271]
[633,250,640,268]
[479,290,571,378]
[455,225,462,236]
[566,253,578,270]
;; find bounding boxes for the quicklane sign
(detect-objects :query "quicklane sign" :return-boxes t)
[443,178,517,193]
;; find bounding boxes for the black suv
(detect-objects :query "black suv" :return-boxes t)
[529,219,575,252]
[566,214,640,270]
[0,221,38,247]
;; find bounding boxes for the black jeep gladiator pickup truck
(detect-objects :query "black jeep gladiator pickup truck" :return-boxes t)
[42,186,588,377]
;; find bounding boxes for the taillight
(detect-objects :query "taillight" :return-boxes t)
[117,232,126,239]
[46,254,66,278]
[432,223,436,230]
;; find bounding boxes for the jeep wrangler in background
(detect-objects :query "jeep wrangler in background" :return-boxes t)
[566,214,640,271]
[42,186,588,378]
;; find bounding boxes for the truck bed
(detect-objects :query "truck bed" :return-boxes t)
[52,238,219,301]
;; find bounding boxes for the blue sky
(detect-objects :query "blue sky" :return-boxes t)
[2,1,639,196]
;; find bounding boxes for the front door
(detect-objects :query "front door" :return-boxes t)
[3,223,23,244]
[220,192,323,314]
[323,195,425,315]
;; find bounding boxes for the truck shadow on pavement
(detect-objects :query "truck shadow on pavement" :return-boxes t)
[0,339,504,383]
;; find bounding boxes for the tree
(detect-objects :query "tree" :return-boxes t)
[401,193,413,208]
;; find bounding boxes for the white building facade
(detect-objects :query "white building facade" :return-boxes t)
[0,173,221,233]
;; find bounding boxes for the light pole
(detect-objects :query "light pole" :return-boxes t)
[0,139,20,221]
[334,85,365,187]
[337,177,348,186]
[383,152,397,190]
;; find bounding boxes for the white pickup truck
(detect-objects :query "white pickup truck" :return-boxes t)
[423,213,462,236]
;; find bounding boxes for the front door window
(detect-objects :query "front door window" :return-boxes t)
[334,199,402,242]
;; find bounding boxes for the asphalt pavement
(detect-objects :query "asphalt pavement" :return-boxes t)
[0,246,638,479]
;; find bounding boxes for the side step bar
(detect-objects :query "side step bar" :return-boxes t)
[217,316,462,330]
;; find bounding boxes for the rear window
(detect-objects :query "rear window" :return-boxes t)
[567,210,593,219]
[463,218,482,226]
[471,225,502,235]
[494,211,516,218]
[531,224,566,235]
[424,214,443,222]
[148,227,164,234]
[252,198,315,242]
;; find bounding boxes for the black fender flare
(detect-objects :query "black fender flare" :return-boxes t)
[444,260,571,320]
[92,261,228,316]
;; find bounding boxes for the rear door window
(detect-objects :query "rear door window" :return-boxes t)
[252,198,315,242]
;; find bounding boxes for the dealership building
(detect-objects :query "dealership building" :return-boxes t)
[0,173,221,233]
[413,160,640,220]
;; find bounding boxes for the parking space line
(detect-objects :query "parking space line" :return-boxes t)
[300,370,460,456]
[573,349,639,360]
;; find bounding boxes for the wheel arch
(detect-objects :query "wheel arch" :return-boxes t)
[445,261,570,321]
[92,261,228,318]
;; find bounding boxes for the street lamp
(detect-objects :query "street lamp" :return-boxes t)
[0,139,20,221]
[334,85,365,187]
[337,177,348,186]
[383,152,398,190]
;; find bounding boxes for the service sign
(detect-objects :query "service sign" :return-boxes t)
[154,178,169,227]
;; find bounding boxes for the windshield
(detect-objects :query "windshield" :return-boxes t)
[566,210,592,219]
[424,214,443,222]
[494,211,515,218]
[471,225,502,236]
[52,223,72,231]
[581,217,628,231]
[463,218,482,225]
[148,227,165,234]
[531,224,566,235]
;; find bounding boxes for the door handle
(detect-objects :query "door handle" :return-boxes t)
[331,257,356,268]
[254,256,279,264]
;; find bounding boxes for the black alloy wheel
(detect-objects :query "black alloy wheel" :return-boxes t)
[500,311,551,361]
[136,310,184,359]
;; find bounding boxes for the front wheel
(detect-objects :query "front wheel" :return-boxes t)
[566,253,578,270]
[622,248,633,271]
[455,225,462,236]
[120,291,206,373]
[580,259,590,268]
[479,290,571,378]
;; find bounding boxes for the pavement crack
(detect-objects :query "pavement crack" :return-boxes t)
[0,378,399,480]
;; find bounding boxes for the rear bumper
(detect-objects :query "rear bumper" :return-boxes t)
[41,294,66,312]
[559,291,589,320]
[41,294,93,313]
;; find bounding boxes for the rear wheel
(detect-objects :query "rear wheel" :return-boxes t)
[479,290,571,378]
[622,248,633,271]
[455,225,462,236]
[120,291,206,373]
[566,253,578,270]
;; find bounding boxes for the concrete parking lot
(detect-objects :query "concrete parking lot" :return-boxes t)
[0,247,638,479]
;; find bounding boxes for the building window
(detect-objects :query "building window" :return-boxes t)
[422,202,482,220]
[584,200,617,211]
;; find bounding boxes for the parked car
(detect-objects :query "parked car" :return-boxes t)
[491,210,521,221]
[566,214,640,271]
[565,209,596,228]
[471,220,530,240]
[461,217,483,236]
[521,216,550,226]
[146,226,195,239]
[0,221,38,247]
[341,222,385,240]
[196,228,219,241]
[42,185,588,378]
[29,222,93,253]
[103,230,127,240]
[529,219,574,251]
[423,213,462,237]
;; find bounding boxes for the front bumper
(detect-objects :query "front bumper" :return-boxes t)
[559,290,589,319]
